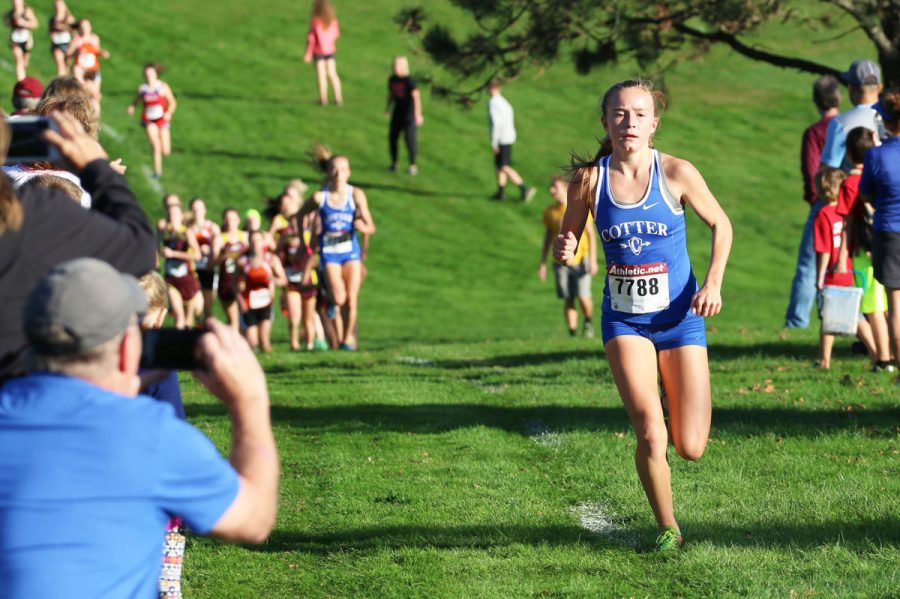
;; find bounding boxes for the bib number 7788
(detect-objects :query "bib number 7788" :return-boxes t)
[608,262,670,314]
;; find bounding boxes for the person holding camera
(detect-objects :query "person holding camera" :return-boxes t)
[0,258,279,597]
[5,0,37,81]
[0,110,157,381]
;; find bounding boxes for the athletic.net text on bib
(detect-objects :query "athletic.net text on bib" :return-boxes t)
[608,262,670,314]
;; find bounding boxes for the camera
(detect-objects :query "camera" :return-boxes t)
[5,116,62,165]
[140,328,204,370]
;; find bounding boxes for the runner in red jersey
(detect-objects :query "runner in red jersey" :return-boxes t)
[157,194,203,329]
[237,230,287,353]
[216,208,249,331]
[278,216,318,351]
[189,197,221,322]
[127,63,176,179]
[66,19,107,116]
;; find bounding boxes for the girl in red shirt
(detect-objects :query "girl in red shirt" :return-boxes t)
[304,0,342,106]
[127,63,177,179]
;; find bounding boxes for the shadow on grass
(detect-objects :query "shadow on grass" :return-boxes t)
[691,517,899,549]
[350,179,485,200]
[250,524,611,555]
[247,517,897,554]
[186,402,899,438]
[181,147,297,163]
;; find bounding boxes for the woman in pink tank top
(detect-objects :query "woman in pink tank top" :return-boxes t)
[303,0,343,106]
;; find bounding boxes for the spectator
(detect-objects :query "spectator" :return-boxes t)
[539,176,598,337]
[785,75,842,329]
[10,75,41,115]
[0,111,156,381]
[385,56,423,175]
[5,0,37,81]
[819,60,884,172]
[304,0,342,106]
[487,77,535,202]
[834,127,893,372]
[138,270,186,419]
[813,167,876,369]
[860,88,900,381]
[48,0,75,76]
[0,258,279,596]
[40,74,89,102]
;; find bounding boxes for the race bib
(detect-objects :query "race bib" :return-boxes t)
[225,259,237,274]
[607,262,670,314]
[322,234,352,255]
[10,28,29,43]
[51,30,71,44]
[287,270,303,284]
[165,260,188,278]
[249,288,271,310]
[77,52,97,69]
[144,104,165,121]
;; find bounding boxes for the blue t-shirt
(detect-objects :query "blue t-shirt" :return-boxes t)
[0,374,239,599]
[143,369,186,420]
[860,136,900,233]
[819,104,881,170]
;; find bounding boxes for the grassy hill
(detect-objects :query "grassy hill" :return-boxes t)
[6,1,898,596]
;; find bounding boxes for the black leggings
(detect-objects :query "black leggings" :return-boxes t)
[389,115,417,166]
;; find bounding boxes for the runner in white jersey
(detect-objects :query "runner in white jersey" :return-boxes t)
[554,79,732,553]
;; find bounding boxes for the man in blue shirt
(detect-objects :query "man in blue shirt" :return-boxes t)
[0,258,279,598]
[819,59,884,172]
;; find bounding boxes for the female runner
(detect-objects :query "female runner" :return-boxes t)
[295,151,375,350]
[189,197,221,322]
[278,209,318,351]
[554,79,732,552]
[48,0,74,76]
[216,207,249,331]
[158,194,203,329]
[6,0,37,81]
[237,230,287,353]
[67,19,108,116]
[127,63,176,178]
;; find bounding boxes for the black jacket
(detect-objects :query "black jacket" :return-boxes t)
[0,160,156,380]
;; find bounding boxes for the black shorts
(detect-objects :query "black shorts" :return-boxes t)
[872,230,900,289]
[243,305,272,327]
[51,42,68,54]
[494,144,512,169]
[196,269,217,291]
[314,53,335,61]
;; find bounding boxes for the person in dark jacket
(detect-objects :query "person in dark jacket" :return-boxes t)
[0,110,156,380]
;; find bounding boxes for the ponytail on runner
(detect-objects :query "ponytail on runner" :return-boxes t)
[310,143,347,189]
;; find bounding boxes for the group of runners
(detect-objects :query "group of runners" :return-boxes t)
[157,154,375,353]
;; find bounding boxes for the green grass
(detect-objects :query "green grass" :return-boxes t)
[7,1,899,596]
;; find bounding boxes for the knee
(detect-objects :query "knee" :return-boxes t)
[332,290,347,307]
[634,420,669,458]
[673,436,707,461]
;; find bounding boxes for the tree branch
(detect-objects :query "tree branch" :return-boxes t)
[674,22,844,79]
[824,0,893,54]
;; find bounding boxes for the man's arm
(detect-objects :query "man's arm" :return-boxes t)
[194,319,279,543]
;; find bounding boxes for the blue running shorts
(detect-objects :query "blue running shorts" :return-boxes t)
[601,312,707,350]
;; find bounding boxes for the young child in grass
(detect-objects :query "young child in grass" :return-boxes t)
[835,127,894,372]
[814,167,876,369]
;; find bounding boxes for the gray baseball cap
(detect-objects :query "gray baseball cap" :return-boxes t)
[24,258,147,355]
[844,60,882,86]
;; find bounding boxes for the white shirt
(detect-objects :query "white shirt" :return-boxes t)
[3,165,91,208]
[488,94,516,149]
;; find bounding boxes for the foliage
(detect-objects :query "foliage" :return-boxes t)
[397,0,900,104]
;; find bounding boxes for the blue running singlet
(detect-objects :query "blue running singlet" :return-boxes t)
[319,185,362,266]
[594,150,698,325]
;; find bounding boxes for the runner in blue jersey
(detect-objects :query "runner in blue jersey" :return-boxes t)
[296,151,375,350]
[554,79,733,552]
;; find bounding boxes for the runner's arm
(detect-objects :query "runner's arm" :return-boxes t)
[353,188,376,235]
[554,168,596,262]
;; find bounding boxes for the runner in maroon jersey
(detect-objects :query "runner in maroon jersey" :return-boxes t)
[216,208,249,331]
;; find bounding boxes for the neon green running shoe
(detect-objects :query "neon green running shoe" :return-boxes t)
[655,526,683,553]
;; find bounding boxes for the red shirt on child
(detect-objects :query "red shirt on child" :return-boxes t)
[813,204,854,287]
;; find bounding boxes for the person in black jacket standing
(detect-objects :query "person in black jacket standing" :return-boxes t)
[0,110,157,380]
[385,56,423,175]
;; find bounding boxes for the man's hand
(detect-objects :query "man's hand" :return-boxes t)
[42,110,108,171]
[193,319,268,410]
